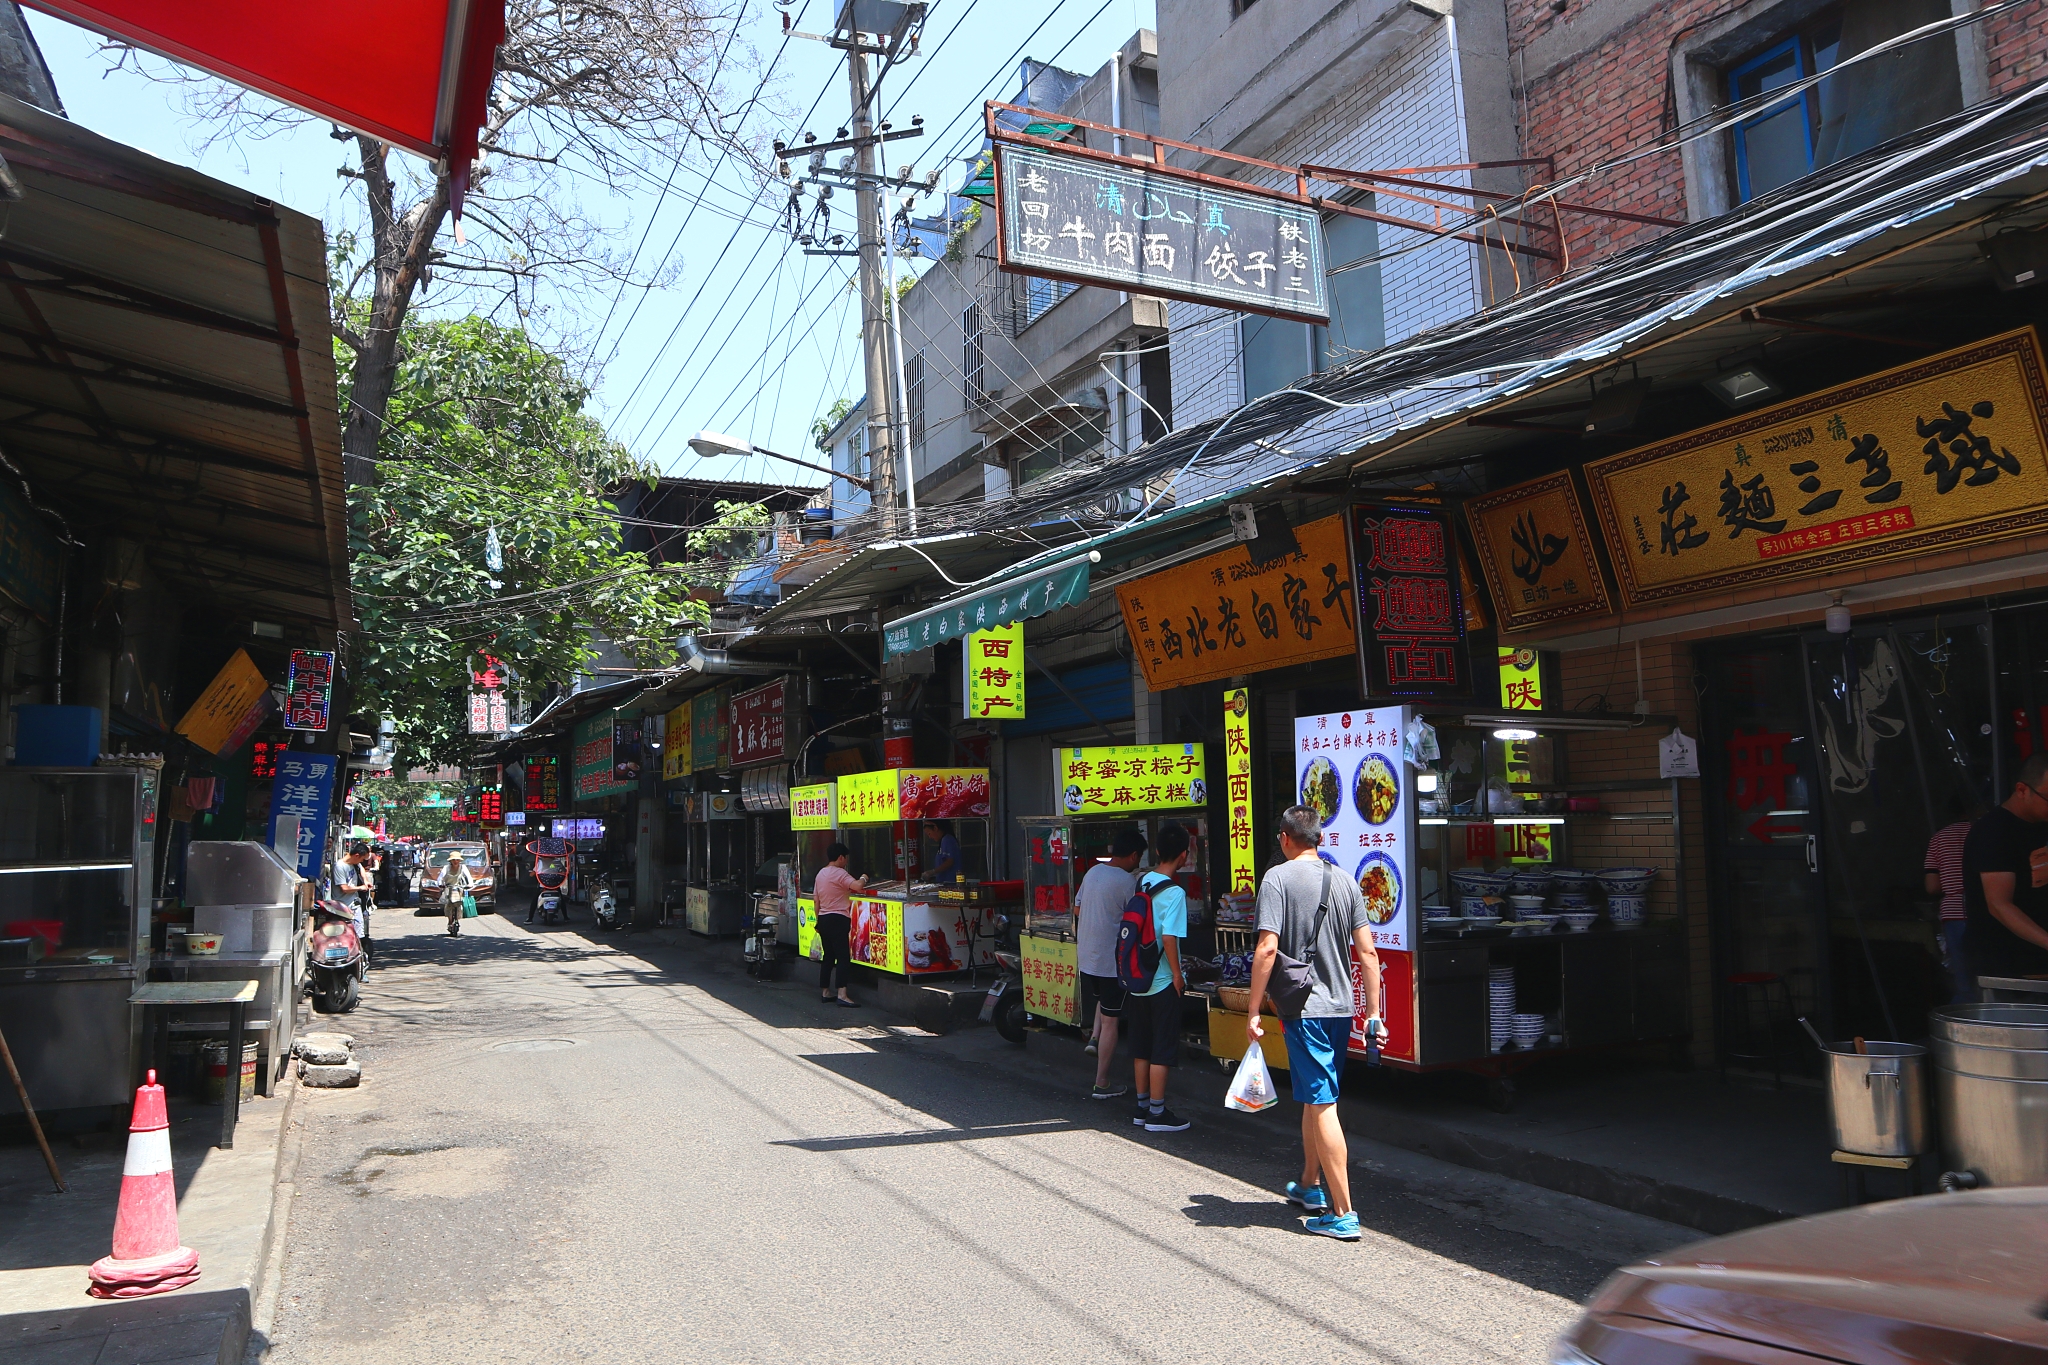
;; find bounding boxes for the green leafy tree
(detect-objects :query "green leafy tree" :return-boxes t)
[344,312,701,768]
[354,777,458,841]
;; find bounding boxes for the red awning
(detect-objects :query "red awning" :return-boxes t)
[21,0,503,212]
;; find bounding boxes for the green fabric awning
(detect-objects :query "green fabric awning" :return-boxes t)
[882,556,1091,658]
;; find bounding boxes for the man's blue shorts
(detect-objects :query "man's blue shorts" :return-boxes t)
[1283,1016,1352,1105]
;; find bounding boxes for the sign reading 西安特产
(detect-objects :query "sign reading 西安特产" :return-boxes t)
[1057,744,1206,815]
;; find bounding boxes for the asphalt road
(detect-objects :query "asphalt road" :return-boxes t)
[256,892,1697,1364]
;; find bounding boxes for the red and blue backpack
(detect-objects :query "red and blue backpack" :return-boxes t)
[1114,872,1171,992]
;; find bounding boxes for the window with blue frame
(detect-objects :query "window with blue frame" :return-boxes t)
[1240,203,1385,400]
[1728,19,1841,203]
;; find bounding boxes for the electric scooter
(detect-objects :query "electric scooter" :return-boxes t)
[306,899,365,1014]
[527,836,573,925]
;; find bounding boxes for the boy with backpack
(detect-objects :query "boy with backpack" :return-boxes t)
[1119,822,1193,1132]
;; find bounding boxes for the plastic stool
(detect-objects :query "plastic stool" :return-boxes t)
[1722,971,1796,1087]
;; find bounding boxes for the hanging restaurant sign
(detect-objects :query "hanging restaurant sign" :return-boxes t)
[790,782,838,831]
[1118,512,1355,690]
[663,701,692,781]
[1463,470,1614,631]
[964,623,1027,720]
[283,648,335,731]
[1057,744,1206,816]
[1351,504,1471,701]
[993,142,1329,324]
[883,557,1092,659]
[1586,328,2048,609]
[571,715,631,800]
[523,754,560,812]
[729,679,787,767]
[176,647,270,754]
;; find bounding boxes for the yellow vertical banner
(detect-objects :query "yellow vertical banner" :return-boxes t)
[1223,688,1256,896]
[963,622,1026,720]
[1497,646,1544,712]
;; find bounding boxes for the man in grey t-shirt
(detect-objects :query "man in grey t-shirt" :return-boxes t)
[1246,804,1383,1241]
[1075,827,1144,1099]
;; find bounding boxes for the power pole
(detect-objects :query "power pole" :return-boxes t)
[847,37,899,536]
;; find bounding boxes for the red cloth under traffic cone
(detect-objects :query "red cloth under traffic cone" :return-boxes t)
[87,1070,199,1298]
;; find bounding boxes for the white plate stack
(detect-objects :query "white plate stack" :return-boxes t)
[1512,1012,1546,1049]
[1489,967,1516,1051]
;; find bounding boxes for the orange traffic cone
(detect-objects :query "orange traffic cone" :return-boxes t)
[87,1070,199,1298]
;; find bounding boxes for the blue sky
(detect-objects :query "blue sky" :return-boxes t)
[22,0,1153,490]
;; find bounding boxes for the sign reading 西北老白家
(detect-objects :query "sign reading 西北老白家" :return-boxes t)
[1119,513,1356,690]
[1223,690,1255,897]
[1587,328,2048,609]
[790,782,837,830]
[1352,504,1471,702]
[964,623,1027,719]
[994,142,1329,324]
[1464,471,1614,631]
[884,558,1090,659]
[572,715,632,801]
[1058,744,1206,816]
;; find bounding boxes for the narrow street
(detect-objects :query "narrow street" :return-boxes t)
[259,894,1691,1364]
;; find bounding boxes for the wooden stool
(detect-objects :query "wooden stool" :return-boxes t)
[1832,1149,1921,1204]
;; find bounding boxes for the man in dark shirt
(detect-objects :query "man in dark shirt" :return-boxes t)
[1962,752,2048,987]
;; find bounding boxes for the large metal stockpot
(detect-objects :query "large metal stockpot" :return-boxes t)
[1930,1003,2048,1187]
[1823,1041,1929,1157]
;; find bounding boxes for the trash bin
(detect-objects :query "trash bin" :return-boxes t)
[201,1039,258,1105]
[1929,1003,2048,1187]
[1824,1040,1929,1157]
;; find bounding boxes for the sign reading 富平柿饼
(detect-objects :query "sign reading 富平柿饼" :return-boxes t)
[1057,744,1206,816]
[1586,328,2048,610]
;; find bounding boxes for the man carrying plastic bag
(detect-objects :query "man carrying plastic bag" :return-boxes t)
[1224,1040,1278,1112]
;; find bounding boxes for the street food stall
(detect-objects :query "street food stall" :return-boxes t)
[0,765,161,1116]
[792,767,1007,977]
[679,789,748,936]
[1017,743,1211,1027]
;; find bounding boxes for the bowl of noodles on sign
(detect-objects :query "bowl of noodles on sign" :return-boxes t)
[1300,757,1340,826]
[1353,753,1399,826]
[1355,851,1402,925]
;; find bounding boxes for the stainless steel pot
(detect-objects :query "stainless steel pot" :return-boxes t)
[1930,1003,2048,1187]
[1824,1041,1929,1157]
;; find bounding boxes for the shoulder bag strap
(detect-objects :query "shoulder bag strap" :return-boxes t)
[1301,861,1333,971]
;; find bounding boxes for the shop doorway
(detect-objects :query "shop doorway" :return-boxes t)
[1698,613,1996,1061]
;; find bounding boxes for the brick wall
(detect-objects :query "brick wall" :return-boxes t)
[1985,2,2048,91]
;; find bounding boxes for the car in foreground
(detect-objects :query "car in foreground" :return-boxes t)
[1551,1187,2048,1364]
[415,841,496,915]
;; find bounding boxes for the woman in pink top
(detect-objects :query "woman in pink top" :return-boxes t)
[813,842,866,1008]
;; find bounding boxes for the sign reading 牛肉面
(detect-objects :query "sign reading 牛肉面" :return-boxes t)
[1586,329,2048,609]
[1057,744,1206,815]
[994,142,1329,324]
[1464,471,1613,631]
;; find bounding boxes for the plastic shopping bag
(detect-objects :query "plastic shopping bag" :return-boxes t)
[1224,1040,1279,1112]
[462,893,478,919]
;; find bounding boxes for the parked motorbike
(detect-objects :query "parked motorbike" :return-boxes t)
[742,892,782,977]
[306,899,365,1014]
[591,883,624,930]
[981,948,1029,1044]
[527,836,572,925]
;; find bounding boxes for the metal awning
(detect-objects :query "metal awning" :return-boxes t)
[0,95,352,630]
[881,555,1092,658]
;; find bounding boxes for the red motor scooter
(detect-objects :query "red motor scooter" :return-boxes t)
[307,899,365,1013]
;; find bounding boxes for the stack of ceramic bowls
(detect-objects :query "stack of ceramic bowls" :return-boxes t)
[1597,867,1657,927]
[1451,869,1512,918]
[1489,967,1516,1050]
[1507,868,1554,899]
[1512,1012,1546,1048]
[1550,868,1597,912]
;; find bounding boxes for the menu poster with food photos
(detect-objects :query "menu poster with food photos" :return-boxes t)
[1350,504,1471,702]
[1293,707,1413,953]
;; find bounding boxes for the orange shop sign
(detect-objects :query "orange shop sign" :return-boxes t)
[1117,513,1356,690]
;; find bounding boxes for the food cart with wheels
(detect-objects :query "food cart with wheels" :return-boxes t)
[680,790,748,936]
[787,780,838,962]
[1016,743,1212,1029]
[808,767,1007,978]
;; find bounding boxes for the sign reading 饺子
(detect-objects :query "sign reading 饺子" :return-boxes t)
[1464,470,1614,631]
[1587,328,2048,609]
[883,558,1091,659]
[964,622,1027,719]
[789,782,838,831]
[1057,744,1206,815]
[1352,503,1471,701]
[1119,513,1357,691]
[994,142,1329,324]
[1222,689,1255,897]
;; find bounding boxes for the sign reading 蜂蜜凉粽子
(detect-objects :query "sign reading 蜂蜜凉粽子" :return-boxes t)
[994,142,1329,323]
[1464,471,1614,632]
[1057,744,1206,816]
[1586,328,2048,609]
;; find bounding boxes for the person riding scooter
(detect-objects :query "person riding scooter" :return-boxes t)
[528,838,572,925]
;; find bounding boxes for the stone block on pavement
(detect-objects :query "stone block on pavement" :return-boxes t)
[293,1035,355,1065]
[299,1059,362,1087]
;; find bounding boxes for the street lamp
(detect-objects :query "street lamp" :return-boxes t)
[687,429,869,490]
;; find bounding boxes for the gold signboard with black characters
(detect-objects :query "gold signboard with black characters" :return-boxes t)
[1585,329,2048,609]
[1463,470,1614,631]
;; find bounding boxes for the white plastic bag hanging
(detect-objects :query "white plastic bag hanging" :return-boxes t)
[1225,1040,1280,1112]
[1402,716,1440,768]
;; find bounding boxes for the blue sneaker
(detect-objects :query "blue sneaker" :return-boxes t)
[1304,1211,1362,1241]
[1285,1181,1329,1212]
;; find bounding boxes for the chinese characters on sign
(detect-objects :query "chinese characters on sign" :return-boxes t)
[789,782,838,831]
[250,738,288,781]
[523,754,560,812]
[729,679,787,766]
[1293,708,1411,952]
[1058,744,1207,815]
[283,649,334,731]
[571,715,631,800]
[175,648,270,754]
[478,787,503,824]
[691,688,726,772]
[836,769,901,824]
[1498,646,1545,712]
[884,558,1091,659]
[264,751,337,879]
[964,623,1027,720]
[662,701,692,781]
[1222,689,1255,897]
[994,143,1329,323]
[1020,934,1080,1024]
[1586,329,2048,608]
[1463,471,1614,631]
[467,691,491,734]
[1351,504,1470,701]
[1118,513,1358,690]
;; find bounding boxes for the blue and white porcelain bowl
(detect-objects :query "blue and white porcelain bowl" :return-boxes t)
[1607,894,1647,924]
[1596,867,1658,896]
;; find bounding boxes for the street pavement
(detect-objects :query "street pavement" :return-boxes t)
[255,892,1698,1364]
